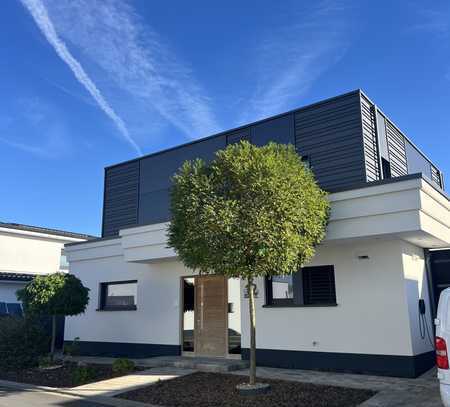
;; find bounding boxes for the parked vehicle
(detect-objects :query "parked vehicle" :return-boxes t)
[436,287,450,406]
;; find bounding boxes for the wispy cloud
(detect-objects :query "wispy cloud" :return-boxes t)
[43,0,220,141]
[413,8,450,36]
[42,77,97,108]
[239,1,351,123]
[412,5,450,81]
[20,0,142,155]
[0,135,64,158]
[0,97,71,158]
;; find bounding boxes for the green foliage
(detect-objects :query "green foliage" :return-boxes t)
[38,355,54,368]
[71,365,97,385]
[0,316,49,370]
[112,358,135,374]
[17,273,90,317]
[168,141,330,279]
[64,336,81,356]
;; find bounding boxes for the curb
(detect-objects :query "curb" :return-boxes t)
[0,379,158,407]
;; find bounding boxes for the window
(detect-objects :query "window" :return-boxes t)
[381,158,391,179]
[268,275,295,306]
[266,266,336,307]
[0,302,23,317]
[99,280,137,311]
[60,249,69,270]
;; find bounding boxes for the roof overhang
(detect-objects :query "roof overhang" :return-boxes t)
[327,176,449,248]
[0,272,36,282]
[65,175,449,263]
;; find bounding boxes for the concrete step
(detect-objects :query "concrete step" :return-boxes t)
[137,356,249,373]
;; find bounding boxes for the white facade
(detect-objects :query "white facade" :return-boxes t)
[65,176,450,376]
[0,224,90,305]
[241,238,432,356]
[66,244,191,346]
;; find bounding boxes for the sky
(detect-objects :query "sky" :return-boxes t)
[1,0,449,236]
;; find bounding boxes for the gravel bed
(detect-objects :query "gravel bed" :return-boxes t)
[117,371,376,407]
[0,362,139,388]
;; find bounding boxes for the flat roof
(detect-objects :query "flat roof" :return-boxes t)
[0,222,97,240]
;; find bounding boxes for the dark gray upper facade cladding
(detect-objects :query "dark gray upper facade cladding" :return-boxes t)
[102,90,445,237]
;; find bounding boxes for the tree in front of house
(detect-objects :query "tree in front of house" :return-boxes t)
[168,141,330,388]
[17,273,89,360]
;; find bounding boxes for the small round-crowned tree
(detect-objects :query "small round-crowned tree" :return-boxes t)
[17,273,89,359]
[168,141,329,387]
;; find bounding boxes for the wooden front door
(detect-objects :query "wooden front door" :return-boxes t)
[194,275,227,357]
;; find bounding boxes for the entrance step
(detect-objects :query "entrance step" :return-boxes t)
[136,356,249,373]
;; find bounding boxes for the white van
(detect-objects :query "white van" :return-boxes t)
[436,287,450,406]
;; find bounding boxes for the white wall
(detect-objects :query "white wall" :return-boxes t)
[65,252,241,345]
[228,278,241,334]
[66,236,433,358]
[65,244,193,345]
[0,228,86,303]
[0,229,75,275]
[400,241,435,355]
[66,243,243,349]
[240,239,418,357]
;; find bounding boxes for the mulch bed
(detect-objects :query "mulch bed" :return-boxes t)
[0,362,140,388]
[117,372,376,407]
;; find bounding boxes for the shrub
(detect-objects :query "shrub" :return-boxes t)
[71,365,97,386]
[64,337,81,356]
[38,355,53,368]
[17,273,89,360]
[112,358,135,375]
[0,316,49,370]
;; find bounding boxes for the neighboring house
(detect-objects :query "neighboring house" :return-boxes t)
[0,222,94,317]
[65,90,450,378]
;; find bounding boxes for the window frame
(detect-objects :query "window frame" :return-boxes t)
[59,249,69,270]
[265,274,297,306]
[265,266,337,308]
[98,280,138,311]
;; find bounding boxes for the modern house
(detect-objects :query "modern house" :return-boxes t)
[0,222,93,343]
[64,90,450,378]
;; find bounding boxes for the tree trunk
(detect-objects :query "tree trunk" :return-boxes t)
[247,277,257,385]
[50,315,56,361]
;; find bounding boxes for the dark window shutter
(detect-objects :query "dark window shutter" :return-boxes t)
[292,271,304,305]
[302,266,336,305]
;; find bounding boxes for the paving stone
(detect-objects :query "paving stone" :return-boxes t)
[68,356,442,406]
[70,367,195,397]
